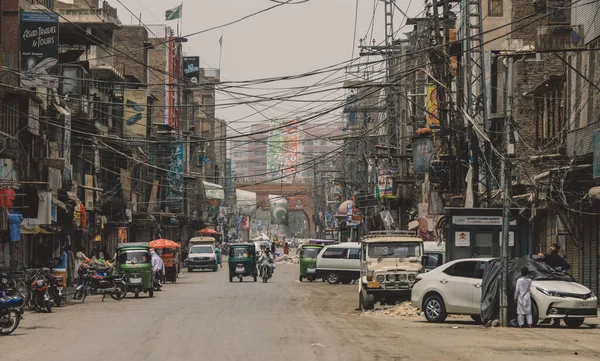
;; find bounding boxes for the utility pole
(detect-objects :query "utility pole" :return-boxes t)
[500,57,514,327]
[313,159,319,238]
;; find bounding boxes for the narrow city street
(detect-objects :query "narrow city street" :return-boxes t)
[1,262,599,361]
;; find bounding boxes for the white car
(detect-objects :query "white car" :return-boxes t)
[411,258,597,328]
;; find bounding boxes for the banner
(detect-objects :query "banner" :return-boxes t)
[84,174,94,210]
[267,120,299,182]
[225,158,233,198]
[287,197,303,210]
[20,12,59,88]
[123,89,148,138]
[412,136,435,174]
[269,195,289,226]
[426,86,440,130]
[183,56,200,84]
[165,143,184,211]
[236,189,256,217]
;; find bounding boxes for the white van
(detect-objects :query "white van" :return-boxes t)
[423,241,446,272]
[187,237,218,272]
[316,242,361,284]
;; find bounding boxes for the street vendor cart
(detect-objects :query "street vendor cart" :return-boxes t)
[149,239,181,284]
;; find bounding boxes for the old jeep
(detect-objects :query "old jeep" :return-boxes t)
[358,231,425,310]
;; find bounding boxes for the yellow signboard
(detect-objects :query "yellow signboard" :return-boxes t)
[426,86,440,130]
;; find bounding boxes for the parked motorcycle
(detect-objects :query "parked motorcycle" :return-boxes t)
[0,295,23,336]
[47,272,67,307]
[74,270,127,302]
[28,277,52,313]
[0,274,26,319]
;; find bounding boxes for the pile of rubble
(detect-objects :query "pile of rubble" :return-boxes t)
[275,255,299,264]
[360,301,422,318]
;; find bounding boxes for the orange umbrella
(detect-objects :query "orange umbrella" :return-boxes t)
[150,238,181,249]
[198,228,218,235]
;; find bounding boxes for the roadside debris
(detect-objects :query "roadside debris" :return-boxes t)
[359,301,421,318]
[275,255,299,264]
[311,343,328,348]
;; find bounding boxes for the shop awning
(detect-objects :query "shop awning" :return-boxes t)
[203,181,224,200]
[20,225,54,235]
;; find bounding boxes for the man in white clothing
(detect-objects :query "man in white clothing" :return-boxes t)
[514,267,533,328]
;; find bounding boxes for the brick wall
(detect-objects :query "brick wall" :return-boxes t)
[1,1,32,86]
[148,39,167,127]
[114,26,149,84]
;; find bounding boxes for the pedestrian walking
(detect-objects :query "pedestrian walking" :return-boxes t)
[514,267,533,328]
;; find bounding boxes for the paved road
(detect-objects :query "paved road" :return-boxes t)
[2,262,600,361]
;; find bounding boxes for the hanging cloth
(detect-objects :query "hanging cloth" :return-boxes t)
[0,206,8,230]
[0,188,16,208]
[8,211,23,242]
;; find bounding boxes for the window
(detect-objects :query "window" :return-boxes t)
[489,0,503,16]
[475,262,487,279]
[444,261,477,278]
[347,248,361,260]
[321,247,346,259]
[424,253,444,269]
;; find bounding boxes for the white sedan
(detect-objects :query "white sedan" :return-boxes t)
[411,258,597,328]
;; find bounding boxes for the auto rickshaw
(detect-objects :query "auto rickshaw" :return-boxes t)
[228,243,257,282]
[116,243,153,298]
[299,244,323,282]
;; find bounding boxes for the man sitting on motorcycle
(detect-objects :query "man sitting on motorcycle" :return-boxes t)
[258,248,274,278]
[150,249,165,288]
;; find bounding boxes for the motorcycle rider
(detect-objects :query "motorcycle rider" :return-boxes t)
[258,248,274,278]
[150,248,165,289]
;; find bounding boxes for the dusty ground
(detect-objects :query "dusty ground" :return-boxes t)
[1,262,599,361]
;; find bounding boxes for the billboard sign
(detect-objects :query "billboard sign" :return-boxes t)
[183,56,200,84]
[20,11,59,88]
[426,86,440,130]
[267,120,299,182]
[123,89,148,138]
[165,143,184,211]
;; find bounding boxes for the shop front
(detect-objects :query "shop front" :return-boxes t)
[445,208,530,262]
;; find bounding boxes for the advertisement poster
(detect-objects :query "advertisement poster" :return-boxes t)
[267,119,299,182]
[426,86,440,130]
[287,197,303,210]
[123,89,148,138]
[269,195,289,226]
[412,136,435,174]
[85,174,94,210]
[117,227,128,243]
[183,56,200,84]
[20,12,59,88]
[377,168,396,198]
[165,143,184,211]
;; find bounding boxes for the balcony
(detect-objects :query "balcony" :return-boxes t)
[56,5,120,26]
[0,51,15,86]
[85,46,124,80]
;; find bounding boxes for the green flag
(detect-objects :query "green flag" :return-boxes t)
[165,4,182,21]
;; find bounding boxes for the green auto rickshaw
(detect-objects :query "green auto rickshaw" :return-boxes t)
[299,244,323,282]
[116,243,154,298]
[228,243,257,282]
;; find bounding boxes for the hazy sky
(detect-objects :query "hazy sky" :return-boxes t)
[110,0,422,131]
